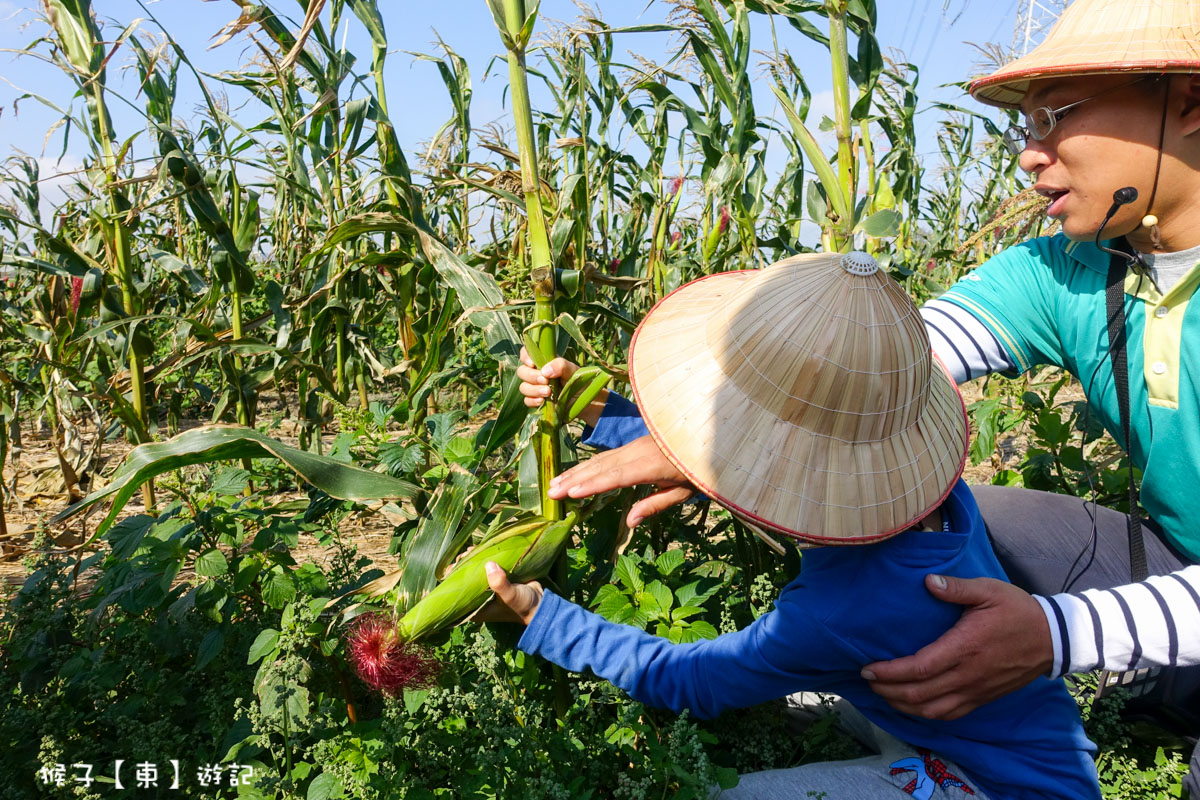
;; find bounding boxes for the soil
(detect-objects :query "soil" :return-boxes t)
[0,403,400,590]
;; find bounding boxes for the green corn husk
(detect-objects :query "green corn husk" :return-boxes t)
[555,365,611,423]
[397,511,577,641]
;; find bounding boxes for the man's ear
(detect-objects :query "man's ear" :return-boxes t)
[1178,74,1200,137]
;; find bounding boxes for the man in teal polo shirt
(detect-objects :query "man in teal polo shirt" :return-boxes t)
[940,234,1200,564]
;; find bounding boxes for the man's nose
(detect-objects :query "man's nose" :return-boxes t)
[1018,138,1053,173]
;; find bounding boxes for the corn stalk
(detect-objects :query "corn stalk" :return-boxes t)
[40,0,154,509]
[490,0,562,524]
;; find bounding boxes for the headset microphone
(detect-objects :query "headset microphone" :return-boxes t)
[1096,187,1146,270]
[1111,186,1138,209]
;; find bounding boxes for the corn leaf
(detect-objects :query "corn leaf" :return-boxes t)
[394,465,480,614]
[52,425,419,539]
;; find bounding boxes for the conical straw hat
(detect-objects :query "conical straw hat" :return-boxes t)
[970,0,1200,108]
[628,252,968,545]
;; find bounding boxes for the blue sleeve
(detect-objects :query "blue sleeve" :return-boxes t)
[517,589,854,720]
[580,391,649,451]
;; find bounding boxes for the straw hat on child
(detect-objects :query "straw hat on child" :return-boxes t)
[628,252,968,545]
[970,0,1200,108]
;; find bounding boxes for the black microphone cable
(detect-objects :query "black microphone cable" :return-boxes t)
[1060,188,1147,593]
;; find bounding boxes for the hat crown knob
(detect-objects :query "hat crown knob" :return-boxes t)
[841,251,879,276]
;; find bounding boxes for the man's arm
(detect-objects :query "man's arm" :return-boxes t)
[1037,564,1200,676]
[920,298,1016,384]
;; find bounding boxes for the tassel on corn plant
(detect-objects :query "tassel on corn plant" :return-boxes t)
[346,512,577,694]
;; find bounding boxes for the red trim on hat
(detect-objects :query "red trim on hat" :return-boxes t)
[970,62,1194,104]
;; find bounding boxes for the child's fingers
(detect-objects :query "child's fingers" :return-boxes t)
[517,360,547,386]
[485,561,516,597]
[484,562,543,625]
[519,380,552,401]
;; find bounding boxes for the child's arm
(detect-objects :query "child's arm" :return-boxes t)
[487,563,844,719]
[516,347,648,449]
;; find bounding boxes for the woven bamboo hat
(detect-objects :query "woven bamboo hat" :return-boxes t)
[969,0,1200,108]
[628,252,968,545]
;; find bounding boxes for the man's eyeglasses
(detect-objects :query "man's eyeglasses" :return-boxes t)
[1001,76,1160,156]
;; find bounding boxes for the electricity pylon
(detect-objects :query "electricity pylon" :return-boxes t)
[1012,0,1068,57]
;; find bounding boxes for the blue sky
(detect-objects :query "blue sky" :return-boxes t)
[0,0,1023,207]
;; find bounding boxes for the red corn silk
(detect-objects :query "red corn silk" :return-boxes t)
[70,277,84,312]
[346,612,439,696]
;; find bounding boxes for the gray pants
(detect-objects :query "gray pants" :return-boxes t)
[715,695,990,800]
[972,484,1200,796]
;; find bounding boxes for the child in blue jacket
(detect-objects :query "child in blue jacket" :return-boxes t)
[489,252,1101,800]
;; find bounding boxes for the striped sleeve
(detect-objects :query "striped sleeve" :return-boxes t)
[1035,564,1200,677]
[920,299,1016,384]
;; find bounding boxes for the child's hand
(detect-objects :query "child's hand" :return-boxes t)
[517,348,609,427]
[517,347,576,407]
[482,561,543,626]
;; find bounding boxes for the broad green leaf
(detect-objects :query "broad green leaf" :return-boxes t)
[614,555,644,594]
[678,621,719,642]
[106,514,156,560]
[52,426,418,541]
[636,589,664,617]
[262,567,297,610]
[195,548,230,578]
[196,630,224,670]
[644,580,674,616]
[671,606,705,623]
[247,629,280,664]
[856,208,902,238]
[968,397,1003,466]
[210,467,250,497]
[307,772,343,800]
[654,549,686,577]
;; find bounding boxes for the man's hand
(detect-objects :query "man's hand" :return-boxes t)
[479,561,543,626]
[861,575,1054,720]
[548,434,696,529]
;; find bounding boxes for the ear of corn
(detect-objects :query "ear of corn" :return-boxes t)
[397,511,576,641]
[555,366,612,423]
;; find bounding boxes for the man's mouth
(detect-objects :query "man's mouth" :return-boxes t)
[1036,187,1069,217]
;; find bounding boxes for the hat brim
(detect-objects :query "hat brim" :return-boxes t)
[970,62,1198,108]
[629,270,968,545]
